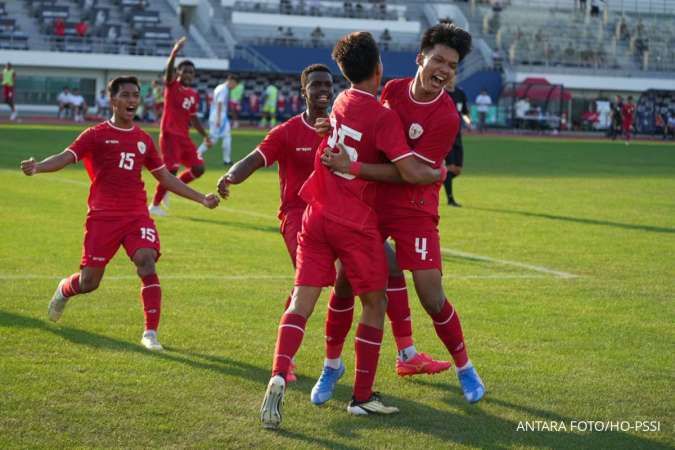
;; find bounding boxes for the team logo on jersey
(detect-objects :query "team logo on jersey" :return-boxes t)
[137,141,146,154]
[296,147,312,152]
[409,123,424,140]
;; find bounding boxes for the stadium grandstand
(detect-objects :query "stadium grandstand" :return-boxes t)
[0,0,673,134]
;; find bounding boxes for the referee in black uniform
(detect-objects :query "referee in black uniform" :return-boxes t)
[444,77,472,207]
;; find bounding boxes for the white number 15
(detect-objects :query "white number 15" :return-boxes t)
[327,117,362,180]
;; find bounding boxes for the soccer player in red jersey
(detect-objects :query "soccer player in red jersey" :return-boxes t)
[259,32,446,429]
[149,37,212,216]
[621,95,636,145]
[217,63,334,382]
[20,76,220,351]
[321,23,486,404]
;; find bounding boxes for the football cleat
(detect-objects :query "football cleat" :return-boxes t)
[148,204,167,217]
[141,330,164,351]
[347,392,399,416]
[260,375,286,429]
[396,352,452,377]
[457,364,485,403]
[310,362,345,405]
[48,278,69,322]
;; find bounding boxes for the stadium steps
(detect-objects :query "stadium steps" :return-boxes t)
[155,0,207,57]
[11,1,44,50]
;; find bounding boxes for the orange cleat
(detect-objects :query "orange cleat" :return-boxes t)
[396,352,451,376]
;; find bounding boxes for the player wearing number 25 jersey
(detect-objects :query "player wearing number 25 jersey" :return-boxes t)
[20,76,220,352]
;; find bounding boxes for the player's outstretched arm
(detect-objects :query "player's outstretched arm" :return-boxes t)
[20,150,76,176]
[165,36,186,84]
[190,115,212,148]
[216,149,265,198]
[321,143,444,185]
[152,167,220,208]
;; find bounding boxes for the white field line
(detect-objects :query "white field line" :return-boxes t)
[12,174,580,279]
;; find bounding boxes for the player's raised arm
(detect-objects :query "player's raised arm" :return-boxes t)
[216,149,265,198]
[321,143,444,185]
[151,166,220,208]
[20,150,76,176]
[165,36,186,85]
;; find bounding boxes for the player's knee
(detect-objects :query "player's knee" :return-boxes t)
[420,293,444,315]
[133,252,156,277]
[79,273,101,293]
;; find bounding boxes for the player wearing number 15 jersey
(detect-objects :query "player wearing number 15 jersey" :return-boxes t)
[259,32,445,429]
[20,76,220,351]
[150,37,212,216]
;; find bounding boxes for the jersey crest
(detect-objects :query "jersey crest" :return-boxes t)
[137,141,146,154]
[408,123,424,140]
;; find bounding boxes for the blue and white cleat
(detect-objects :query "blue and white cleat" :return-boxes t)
[457,363,485,403]
[310,362,345,405]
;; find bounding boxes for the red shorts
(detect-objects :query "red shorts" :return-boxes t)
[280,207,304,267]
[379,216,442,271]
[3,85,14,102]
[228,100,241,113]
[81,214,161,268]
[622,121,632,132]
[160,132,203,171]
[295,206,387,295]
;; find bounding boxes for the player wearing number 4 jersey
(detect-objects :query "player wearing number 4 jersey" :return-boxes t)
[20,76,220,351]
[321,23,485,405]
[150,37,213,216]
[260,32,446,429]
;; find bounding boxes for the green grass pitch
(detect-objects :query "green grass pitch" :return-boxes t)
[0,123,673,449]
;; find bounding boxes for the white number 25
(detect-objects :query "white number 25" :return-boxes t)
[327,117,362,180]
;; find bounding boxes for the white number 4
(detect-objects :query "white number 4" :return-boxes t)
[415,237,428,261]
[141,227,156,242]
[118,152,135,170]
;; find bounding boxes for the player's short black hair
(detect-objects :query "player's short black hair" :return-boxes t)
[227,74,238,82]
[420,23,472,62]
[332,32,379,84]
[108,76,140,97]
[177,60,195,70]
[300,64,332,91]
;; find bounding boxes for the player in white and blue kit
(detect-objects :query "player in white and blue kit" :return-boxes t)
[199,78,234,164]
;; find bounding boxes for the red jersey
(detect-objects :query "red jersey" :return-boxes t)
[376,78,459,220]
[160,79,199,137]
[256,113,322,216]
[621,103,635,124]
[67,121,165,216]
[299,88,412,230]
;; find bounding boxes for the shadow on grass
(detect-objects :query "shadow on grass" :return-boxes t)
[1,310,668,449]
[174,216,279,235]
[471,206,675,235]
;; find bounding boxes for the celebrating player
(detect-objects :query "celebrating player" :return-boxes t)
[149,37,212,216]
[259,32,446,429]
[20,76,220,351]
[621,95,636,145]
[198,76,235,165]
[320,23,486,405]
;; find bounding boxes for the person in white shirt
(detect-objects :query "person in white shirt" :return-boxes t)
[96,89,110,118]
[198,77,236,164]
[69,89,87,123]
[475,89,492,133]
[57,87,73,119]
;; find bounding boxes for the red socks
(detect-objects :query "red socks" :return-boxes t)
[272,313,307,380]
[431,299,468,368]
[385,275,414,351]
[141,274,161,331]
[325,291,355,359]
[60,273,81,298]
[353,323,383,401]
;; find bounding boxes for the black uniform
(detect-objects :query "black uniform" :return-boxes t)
[444,87,469,205]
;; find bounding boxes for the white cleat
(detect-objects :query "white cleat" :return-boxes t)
[260,375,286,429]
[148,204,167,217]
[347,392,399,416]
[141,330,164,351]
[48,279,69,322]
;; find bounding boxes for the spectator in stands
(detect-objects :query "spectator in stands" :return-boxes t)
[76,21,89,38]
[3,62,17,121]
[260,81,279,128]
[96,89,110,118]
[57,87,73,119]
[70,89,87,123]
[475,89,492,133]
[227,75,243,128]
[380,28,392,51]
[95,10,107,29]
[152,79,164,122]
[590,0,601,17]
[311,26,324,48]
[344,1,354,17]
[54,18,66,50]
